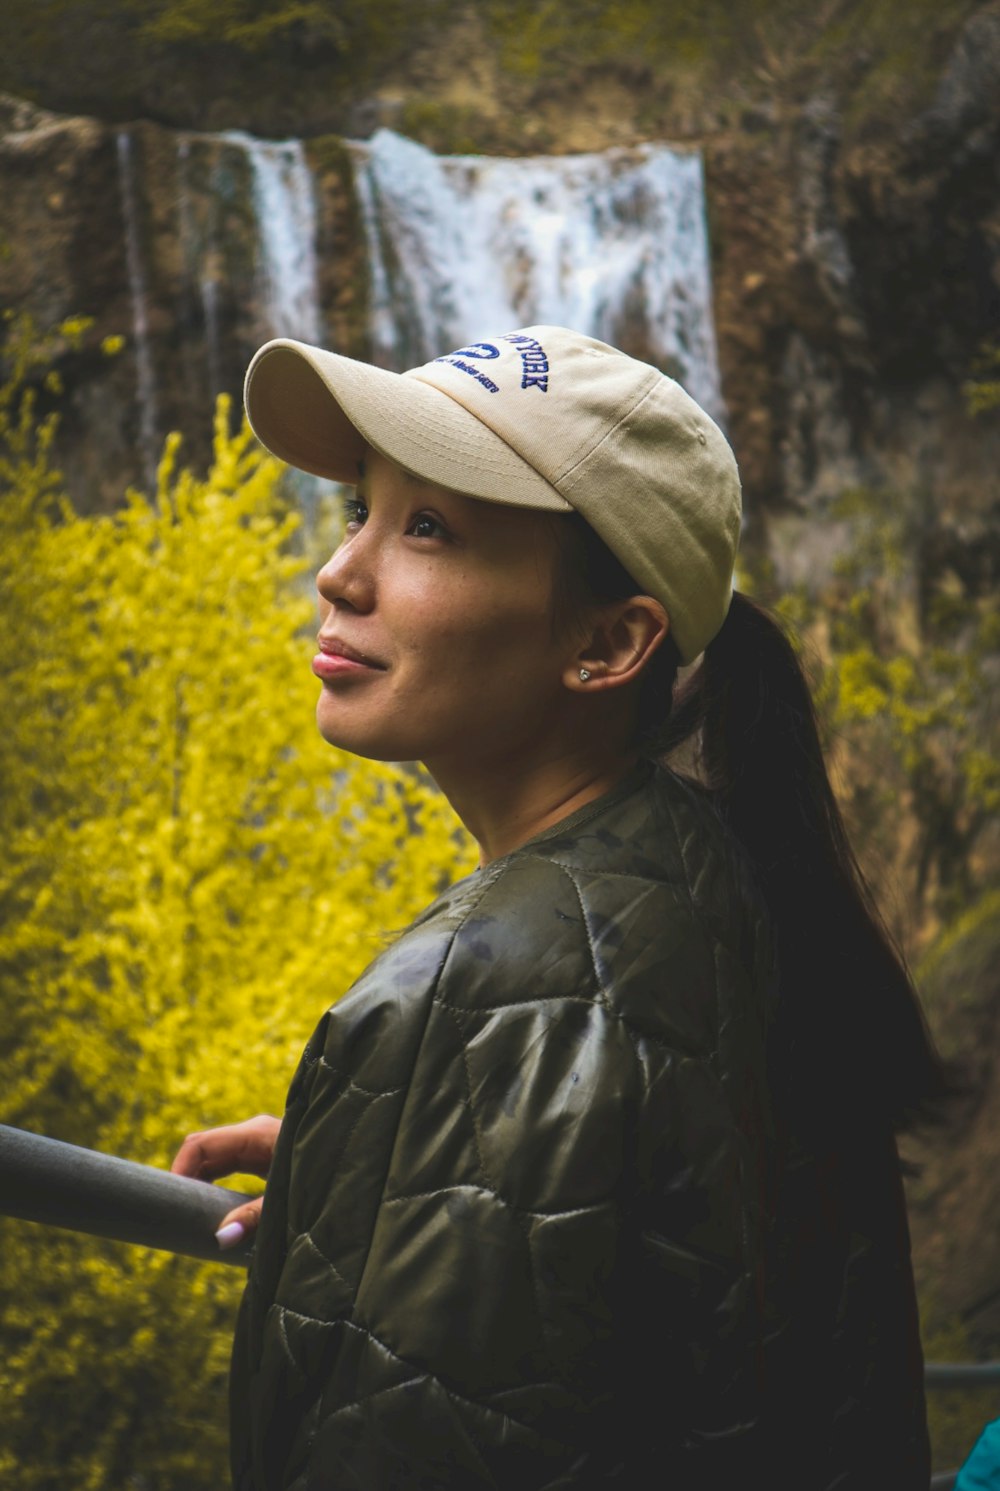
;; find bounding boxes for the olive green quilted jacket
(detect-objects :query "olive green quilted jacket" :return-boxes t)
[230,764,928,1489]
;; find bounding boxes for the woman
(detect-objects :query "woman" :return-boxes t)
[173,327,943,1489]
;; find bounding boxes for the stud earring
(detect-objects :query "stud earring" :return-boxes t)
[579,668,591,682]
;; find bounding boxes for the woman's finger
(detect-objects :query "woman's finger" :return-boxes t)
[170,1115,281,1182]
[215,1195,265,1250]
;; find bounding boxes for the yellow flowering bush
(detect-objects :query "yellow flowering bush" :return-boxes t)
[0,316,474,1489]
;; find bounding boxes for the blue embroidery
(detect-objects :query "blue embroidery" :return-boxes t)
[434,335,549,393]
[434,355,500,393]
[501,332,550,392]
[449,342,500,360]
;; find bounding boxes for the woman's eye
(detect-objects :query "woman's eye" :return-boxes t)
[409,512,447,540]
[342,496,368,528]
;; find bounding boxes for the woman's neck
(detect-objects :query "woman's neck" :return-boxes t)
[428,744,640,866]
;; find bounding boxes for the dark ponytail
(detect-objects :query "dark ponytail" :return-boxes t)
[664,590,949,1134]
[553,511,947,1135]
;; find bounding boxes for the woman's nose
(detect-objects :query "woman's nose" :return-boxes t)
[316,534,375,613]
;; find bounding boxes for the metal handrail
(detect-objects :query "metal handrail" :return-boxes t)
[926,1361,1000,1387]
[0,1123,255,1265]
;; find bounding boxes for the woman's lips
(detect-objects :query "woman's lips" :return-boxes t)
[312,638,386,680]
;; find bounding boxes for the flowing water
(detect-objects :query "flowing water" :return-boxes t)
[116,130,160,491]
[351,128,723,418]
[125,125,722,488]
[225,131,323,347]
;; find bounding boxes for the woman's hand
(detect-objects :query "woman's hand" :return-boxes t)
[170,1114,281,1250]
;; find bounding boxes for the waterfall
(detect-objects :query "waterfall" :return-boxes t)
[225,132,323,345]
[116,130,160,491]
[115,121,722,505]
[352,128,723,419]
[353,160,396,368]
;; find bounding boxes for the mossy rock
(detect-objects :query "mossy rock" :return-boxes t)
[918,890,1000,1065]
[395,100,494,157]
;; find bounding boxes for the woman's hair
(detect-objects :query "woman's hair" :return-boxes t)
[555,512,949,1137]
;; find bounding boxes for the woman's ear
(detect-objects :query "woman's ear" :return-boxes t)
[564,596,670,692]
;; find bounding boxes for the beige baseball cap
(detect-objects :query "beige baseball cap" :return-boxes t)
[243,325,741,662]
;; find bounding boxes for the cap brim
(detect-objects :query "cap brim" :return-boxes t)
[243,339,571,510]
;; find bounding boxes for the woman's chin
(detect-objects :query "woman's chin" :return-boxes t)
[314,697,412,763]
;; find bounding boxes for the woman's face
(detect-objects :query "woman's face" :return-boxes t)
[313,449,578,770]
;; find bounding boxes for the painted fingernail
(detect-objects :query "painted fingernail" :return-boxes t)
[215,1221,246,1250]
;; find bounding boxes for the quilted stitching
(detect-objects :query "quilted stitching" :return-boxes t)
[230,765,928,1489]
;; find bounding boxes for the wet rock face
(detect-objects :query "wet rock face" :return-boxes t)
[705,8,999,586]
[0,98,370,509]
[0,101,130,507]
[921,1,1000,151]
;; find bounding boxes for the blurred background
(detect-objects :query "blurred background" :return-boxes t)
[0,2,997,1484]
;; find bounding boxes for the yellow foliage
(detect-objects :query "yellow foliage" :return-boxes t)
[0,324,475,1487]
[836,648,889,720]
[964,343,1000,418]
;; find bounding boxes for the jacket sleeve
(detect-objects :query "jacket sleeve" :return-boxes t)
[231,855,763,1490]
